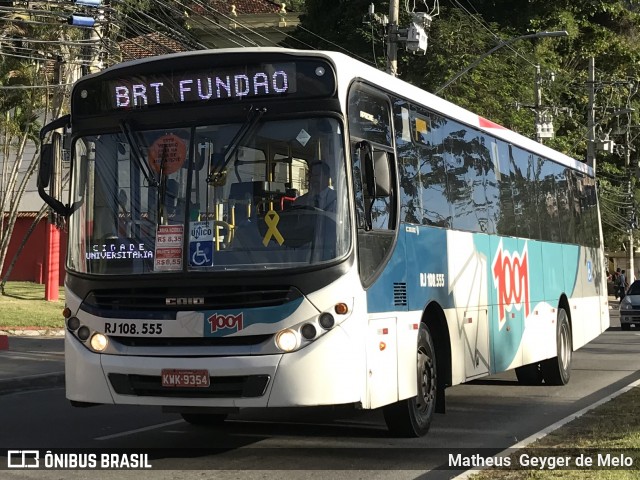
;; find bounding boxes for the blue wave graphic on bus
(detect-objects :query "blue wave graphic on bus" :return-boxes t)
[367,224,582,373]
[202,297,303,337]
[483,237,580,372]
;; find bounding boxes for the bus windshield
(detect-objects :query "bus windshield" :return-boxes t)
[67,117,350,275]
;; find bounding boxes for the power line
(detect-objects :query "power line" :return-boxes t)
[448,0,537,68]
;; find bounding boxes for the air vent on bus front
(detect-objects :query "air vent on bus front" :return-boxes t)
[393,283,407,307]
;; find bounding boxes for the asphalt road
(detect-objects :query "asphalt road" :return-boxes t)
[1,305,638,479]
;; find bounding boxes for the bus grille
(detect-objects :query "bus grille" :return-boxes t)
[108,373,270,398]
[84,285,301,312]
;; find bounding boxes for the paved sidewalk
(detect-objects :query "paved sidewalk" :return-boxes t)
[0,336,65,394]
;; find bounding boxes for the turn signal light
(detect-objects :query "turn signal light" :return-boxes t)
[334,303,348,315]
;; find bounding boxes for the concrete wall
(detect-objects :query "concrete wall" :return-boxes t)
[1,216,66,286]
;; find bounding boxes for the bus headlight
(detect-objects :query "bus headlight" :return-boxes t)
[275,329,299,352]
[90,333,109,352]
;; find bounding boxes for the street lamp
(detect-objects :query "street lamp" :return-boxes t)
[435,30,569,95]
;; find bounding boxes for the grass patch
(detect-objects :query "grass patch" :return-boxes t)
[470,387,640,479]
[0,281,65,328]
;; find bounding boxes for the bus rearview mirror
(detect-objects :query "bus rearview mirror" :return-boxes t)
[372,150,391,197]
[38,143,53,189]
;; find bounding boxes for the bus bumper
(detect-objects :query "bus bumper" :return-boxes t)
[65,326,363,408]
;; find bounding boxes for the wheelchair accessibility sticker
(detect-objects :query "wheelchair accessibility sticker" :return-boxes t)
[189,221,214,267]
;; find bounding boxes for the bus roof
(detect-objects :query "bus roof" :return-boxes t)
[88,47,593,177]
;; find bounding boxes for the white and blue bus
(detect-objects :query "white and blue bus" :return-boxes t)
[39,48,609,437]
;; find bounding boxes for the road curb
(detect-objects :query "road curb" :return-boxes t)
[0,371,65,395]
[0,328,65,337]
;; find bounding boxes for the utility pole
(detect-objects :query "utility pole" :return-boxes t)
[533,65,562,143]
[535,65,544,144]
[386,0,400,76]
[587,57,596,171]
[626,114,635,284]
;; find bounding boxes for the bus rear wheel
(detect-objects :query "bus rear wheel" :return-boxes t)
[383,323,436,437]
[181,413,228,426]
[541,308,572,385]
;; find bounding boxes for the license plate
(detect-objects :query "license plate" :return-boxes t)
[104,321,164,336]
[161,369,210,388]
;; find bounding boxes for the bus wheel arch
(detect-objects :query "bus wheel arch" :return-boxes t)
[382,301,450,437]
[423,301,451,413]
[516,295,573,386]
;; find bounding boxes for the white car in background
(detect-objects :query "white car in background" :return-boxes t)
[619,280,640,330]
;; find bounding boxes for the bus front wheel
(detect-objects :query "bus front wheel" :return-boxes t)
[383,323,436,437]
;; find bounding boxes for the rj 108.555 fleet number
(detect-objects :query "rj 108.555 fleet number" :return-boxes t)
[104,322,163,335]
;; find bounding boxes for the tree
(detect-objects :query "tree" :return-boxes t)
[0,12,82,294]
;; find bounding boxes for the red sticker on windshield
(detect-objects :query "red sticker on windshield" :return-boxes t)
[148,134,187,175]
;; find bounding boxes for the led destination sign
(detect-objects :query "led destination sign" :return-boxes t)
[110,63,296,109]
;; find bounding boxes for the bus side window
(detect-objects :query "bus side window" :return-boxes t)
[442,119,490,234]
[536,157,562,242]
[348,85,396,286]
[411,106,452,228]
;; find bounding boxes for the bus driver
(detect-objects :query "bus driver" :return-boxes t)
[294,161,337,211]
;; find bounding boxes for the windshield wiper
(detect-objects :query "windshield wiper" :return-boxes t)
[207,105,266,185]
[119,120,157,187]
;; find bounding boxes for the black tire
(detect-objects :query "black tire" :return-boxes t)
[541,308,572,385]
[515,362,544,385]
[383,323,436,437]
[621,323,631,331]
[181,413,228,426]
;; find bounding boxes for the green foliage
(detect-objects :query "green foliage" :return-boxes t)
[290,0,386,65]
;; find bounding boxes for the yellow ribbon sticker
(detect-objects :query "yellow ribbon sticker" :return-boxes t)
[262,210,284,246]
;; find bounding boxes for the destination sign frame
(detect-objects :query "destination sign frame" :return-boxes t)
[72,56,336,116]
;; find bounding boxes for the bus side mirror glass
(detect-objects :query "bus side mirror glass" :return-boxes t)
[38,114,71,216]
[373,150,391,198]
[78,155,88,199]
[359,141,376,197]
[38,143,53,189]
[362,143,391,198]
